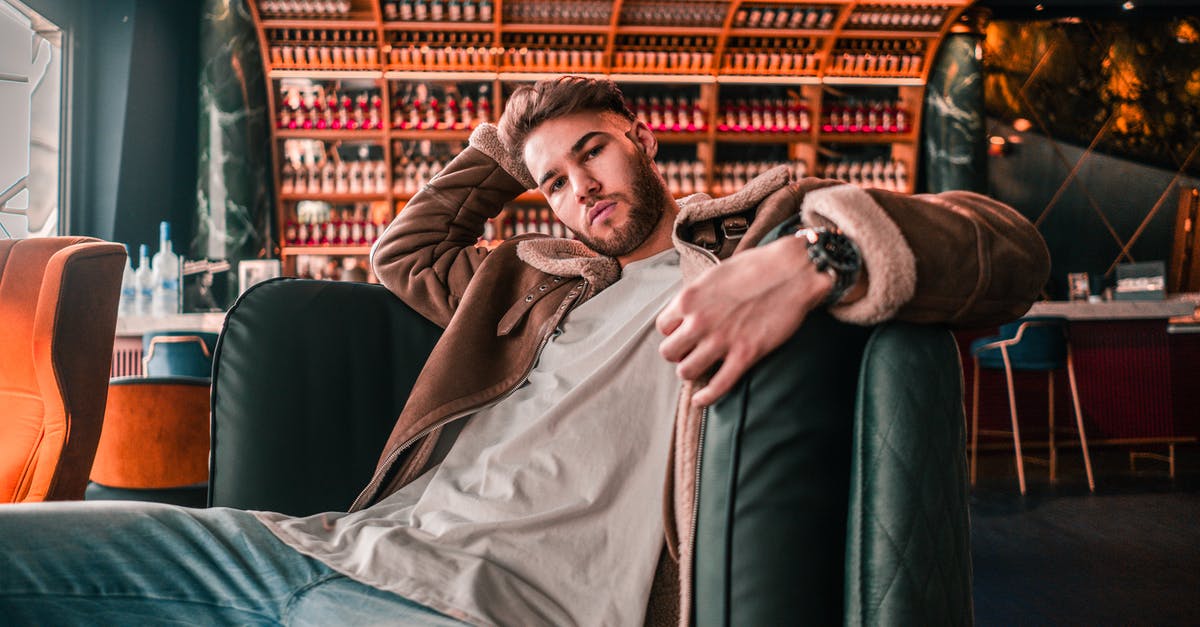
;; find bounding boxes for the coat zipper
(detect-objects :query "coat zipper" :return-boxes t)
[688,405,709,562]
[351,279,587,511]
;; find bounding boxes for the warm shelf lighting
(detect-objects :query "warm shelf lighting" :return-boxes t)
[1012,118,1032,132]
[988,135,1008,156]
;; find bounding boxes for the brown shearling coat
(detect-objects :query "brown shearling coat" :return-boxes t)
[359,143,1049,625]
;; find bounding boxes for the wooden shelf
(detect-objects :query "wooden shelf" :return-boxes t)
[276,129,385,140]
[382,21,496,32]
[819,132,917,144]
[514,191,547,203]
[607,73,717,84]
[282,245,373,256]
[248,0,971,267]
[498,71,611,82]
[716,74,821,85]
[837,29,944,39]
[822,75,925,86]
[715,132,815,144]
[655,131,712,144]
[269,69,384,79]
[280,192,388,202]
[617,26,725,36]
[505,23,610,34]
[260,18,379,29]
[385,70,499,81]
[726,27,834,38]
[389,129,473,141]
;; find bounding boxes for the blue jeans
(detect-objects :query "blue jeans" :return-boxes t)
[0,501,468,626]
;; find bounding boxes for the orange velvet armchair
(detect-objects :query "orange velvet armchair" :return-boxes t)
[0,237,126,502]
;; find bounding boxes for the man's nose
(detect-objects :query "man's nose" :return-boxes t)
[573,171,600,202]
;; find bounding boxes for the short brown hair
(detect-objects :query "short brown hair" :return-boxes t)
[498,76,637,157]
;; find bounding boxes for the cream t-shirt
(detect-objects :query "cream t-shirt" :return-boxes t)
[256,249,683,626]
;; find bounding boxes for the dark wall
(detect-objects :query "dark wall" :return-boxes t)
[23,0,201,253]
[983,16,1200,298]
[988,118,1200,297]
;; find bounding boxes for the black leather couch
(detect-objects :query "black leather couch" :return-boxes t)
[210,277,972,625]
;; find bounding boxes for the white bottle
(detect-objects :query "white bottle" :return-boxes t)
[135,244,153,317]
[119,244,136,317]
[151,221,181,317]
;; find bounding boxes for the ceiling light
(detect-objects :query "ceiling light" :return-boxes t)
[1122,1,1135,9]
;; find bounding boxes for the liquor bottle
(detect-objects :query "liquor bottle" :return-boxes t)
[135,244,153,317]
[150,222,181,317]
[119,244,136,317]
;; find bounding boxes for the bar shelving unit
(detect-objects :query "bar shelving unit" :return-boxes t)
[247,0,971,277]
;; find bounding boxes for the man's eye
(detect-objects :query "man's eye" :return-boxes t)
[586,145,603,159]
[548,177,565,192]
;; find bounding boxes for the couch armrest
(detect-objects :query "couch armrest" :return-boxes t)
[846,322,972,625]
[693,318,971,626]
[209,278,441,515]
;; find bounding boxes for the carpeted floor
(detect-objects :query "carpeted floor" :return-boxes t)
[969,445,1200,626]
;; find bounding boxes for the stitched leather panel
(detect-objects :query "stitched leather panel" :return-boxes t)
[694,320,972,626]
[846,323,973,626]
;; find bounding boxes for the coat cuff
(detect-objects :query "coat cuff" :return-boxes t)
[800,184,916,324]
[468,123,537,190]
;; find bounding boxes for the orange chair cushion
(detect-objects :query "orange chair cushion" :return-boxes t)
[0,237,124,502]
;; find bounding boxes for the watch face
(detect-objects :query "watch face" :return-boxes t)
[819,231,860,273]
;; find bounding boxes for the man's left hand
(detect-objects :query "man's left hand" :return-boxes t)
[656,236,834,407]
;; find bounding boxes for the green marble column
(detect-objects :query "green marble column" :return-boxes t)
[194,0,274,309]
[922,29,986,193]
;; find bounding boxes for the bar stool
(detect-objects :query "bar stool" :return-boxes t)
[85,376,210,507]
[142,331,218,378]
[969,316,1095,494]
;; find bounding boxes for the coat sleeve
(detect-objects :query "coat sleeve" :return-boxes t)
[370,140,527,328]
[794,182,1049,328]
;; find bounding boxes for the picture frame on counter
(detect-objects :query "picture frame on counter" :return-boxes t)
[238,259,282,295]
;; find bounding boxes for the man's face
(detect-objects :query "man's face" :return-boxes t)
[523,111,672,258]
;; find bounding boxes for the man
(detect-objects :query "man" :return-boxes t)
[0,76,1048,626]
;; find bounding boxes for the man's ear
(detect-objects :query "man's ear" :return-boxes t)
[627,119,658,160]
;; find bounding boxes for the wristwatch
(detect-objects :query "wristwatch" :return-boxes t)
[792,226,862,306]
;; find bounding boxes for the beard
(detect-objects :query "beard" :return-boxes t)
[572,149,673,258]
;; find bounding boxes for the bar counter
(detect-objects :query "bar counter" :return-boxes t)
[1028,299,1197,320]
[112,313,227,377]
[962,298,1200,459]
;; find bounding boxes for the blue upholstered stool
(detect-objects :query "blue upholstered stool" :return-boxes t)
[142,331,218,378]
[969,316,1095,494]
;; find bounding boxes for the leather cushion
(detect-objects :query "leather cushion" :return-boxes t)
[694,311,872,625]
[210,279,441,516]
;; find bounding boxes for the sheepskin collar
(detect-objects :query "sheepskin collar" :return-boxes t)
[515,238,622,292]
[515,165,793,290]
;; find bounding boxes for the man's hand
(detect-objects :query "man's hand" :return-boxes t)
[656,236,834,407]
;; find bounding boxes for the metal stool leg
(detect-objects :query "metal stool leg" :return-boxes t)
[1048,370,1057,482]
[1066,347,1095,492]
[971,358,982,486]
[1002,347,1027,495]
